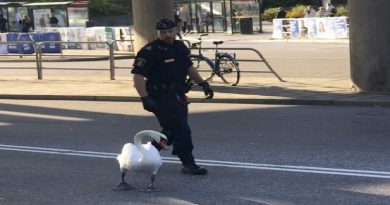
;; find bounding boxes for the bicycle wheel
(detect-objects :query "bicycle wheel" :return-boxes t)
[190,55,214,82]
[217,54,240,86]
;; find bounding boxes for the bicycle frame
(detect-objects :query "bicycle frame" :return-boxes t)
[190,34,240,86]
[191,34,232,75]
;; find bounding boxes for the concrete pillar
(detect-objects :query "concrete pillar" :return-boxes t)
[132,0,173,52]
[349,0,390,92]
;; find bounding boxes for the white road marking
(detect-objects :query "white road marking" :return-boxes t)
[0,122,12,126]
[0,110,91,121]
[1,144,390,179]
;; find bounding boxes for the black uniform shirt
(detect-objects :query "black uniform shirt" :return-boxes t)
[131,39,192,85]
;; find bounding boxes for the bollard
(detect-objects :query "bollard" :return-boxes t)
[108,41,115,80]
[35,42,43,80]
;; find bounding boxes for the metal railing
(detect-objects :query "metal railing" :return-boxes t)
[0,40,135,80]
[1,39,283,82]
[189,47,284,82]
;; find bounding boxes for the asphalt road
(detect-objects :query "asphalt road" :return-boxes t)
[1,99,390,205]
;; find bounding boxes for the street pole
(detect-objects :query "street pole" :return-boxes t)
[349,0,390,92]
[258,0,263,33]
[132,0,173,52]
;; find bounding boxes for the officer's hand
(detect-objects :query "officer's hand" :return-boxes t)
[199,81,214,99]
[141,96,158,112]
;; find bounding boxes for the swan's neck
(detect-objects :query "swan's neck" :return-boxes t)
[134,131,157,150]
[134,133,145,149]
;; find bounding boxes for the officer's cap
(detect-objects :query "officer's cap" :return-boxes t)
[156,19,176,30]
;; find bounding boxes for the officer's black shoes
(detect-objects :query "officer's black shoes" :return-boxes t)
[181,165,208,175]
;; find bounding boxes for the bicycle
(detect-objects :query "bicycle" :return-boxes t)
[189,34,240,86]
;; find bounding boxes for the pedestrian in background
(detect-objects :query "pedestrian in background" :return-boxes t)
[0,15,7,33]
[177,7,189,33]
[21,15,32,32]
[131,19,214,175]
[303,6,316,18]
[173,10,183,39]
[327,3,337,17]
[316,7,329,17]
[49,13,59,27]
[276,7,287,19]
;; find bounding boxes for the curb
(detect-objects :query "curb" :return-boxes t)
[1,94,388,107]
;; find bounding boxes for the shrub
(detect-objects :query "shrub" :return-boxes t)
[262,7,279,21]
[286,5,306,18]
[336,6,348,17]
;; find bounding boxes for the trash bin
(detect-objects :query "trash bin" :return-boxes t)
[239,18,253,34]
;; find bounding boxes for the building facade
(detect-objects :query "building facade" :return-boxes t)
[174,0,262,33]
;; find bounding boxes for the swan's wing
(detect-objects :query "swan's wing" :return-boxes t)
[143,143,161,157]
[141,143,163,170]
[117,143,141,170]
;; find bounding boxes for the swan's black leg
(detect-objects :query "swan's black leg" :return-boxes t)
[113,171,135,191]
[142,174,160,192]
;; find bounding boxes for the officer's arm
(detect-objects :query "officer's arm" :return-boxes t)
[133,74,148,98]
[188,66,205,84]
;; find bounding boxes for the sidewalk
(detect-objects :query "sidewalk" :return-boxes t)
[1,76,389,107]
[0,31,388,107]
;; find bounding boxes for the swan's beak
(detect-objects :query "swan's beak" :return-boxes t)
[159,139,169,150]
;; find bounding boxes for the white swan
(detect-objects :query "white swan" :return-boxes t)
[114,130,168,192]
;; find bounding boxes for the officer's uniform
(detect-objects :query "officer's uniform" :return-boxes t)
[131,39,197,167]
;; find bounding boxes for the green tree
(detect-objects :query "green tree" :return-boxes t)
[88,0,131,17]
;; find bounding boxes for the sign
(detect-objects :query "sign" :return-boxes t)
[306,18,317,39]
[33,9,51,30]
[272,19,283,39]
[335,17,348,38]
[6,33,19,53]
[17,33,35,54]
[289,19,299,39]
[272,17,349,40]
[33,32,61,53]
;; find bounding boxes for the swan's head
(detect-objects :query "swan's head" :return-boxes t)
[136,130,169,150]
[153,132,169,150]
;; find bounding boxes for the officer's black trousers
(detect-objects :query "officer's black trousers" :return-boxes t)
[151,93,196,166]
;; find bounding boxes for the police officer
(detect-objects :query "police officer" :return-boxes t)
[131,19,213,175]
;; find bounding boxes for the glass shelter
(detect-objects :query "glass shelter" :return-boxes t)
[0,2,28,32]
[23,1,89,30]
[174,0,262,34]
[0,1,89,32]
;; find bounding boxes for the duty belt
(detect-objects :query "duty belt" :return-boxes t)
[146,82,191,94]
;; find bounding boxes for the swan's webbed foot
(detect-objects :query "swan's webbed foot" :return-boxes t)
[113,182,135,191]
[140,174,160,192]
[140,185,160,193]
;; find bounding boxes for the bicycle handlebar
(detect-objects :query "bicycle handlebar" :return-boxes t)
[198,33,208,40]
